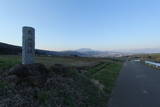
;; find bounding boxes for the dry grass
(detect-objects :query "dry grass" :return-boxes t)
[0,55,110,69]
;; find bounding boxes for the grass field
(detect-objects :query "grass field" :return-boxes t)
[0,55,107,69]
[0,55,21,69]
[145,53,160,62]
[85,61,123,94]
[0,55,109,69]
[0,55,123,106]
[0,55,123,93]
[131,53,160,62]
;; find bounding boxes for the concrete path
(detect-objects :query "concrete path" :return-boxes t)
[108,61,160,107]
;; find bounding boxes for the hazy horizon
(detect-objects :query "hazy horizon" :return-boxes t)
[0,0,160,51]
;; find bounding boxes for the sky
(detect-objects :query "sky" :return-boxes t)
[0,0,160,51]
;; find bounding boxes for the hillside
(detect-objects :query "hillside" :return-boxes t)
[0,42,126,57]
[0,42,21,55]
[0,42,84,56]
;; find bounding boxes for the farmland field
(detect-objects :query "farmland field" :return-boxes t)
[144,53,160,62]
[0,55,120,69]
[131,53,160,62]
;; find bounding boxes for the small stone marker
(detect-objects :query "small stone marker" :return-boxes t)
[22,26,35,64]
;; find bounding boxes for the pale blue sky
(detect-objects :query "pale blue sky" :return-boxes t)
[0,0,160,51]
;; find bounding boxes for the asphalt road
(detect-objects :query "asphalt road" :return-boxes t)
[108,61,160,107]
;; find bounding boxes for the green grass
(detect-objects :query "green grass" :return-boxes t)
[86,61,123,94]
[0,56,123,92]
[0,55,109,69]
[0,80,9,89]
[0,55,123,106]
[37,91,50,105]
[36,56,107,67]
[0,55,21,69]
[35,69,108,107]
[85,62,110,77]
[0,55,123,94]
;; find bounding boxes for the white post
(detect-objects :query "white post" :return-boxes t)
[22,26,35,64]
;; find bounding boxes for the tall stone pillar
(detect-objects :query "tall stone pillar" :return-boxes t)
[22,26,35,64]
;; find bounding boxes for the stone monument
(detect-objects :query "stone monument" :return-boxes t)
[22,26,35,64]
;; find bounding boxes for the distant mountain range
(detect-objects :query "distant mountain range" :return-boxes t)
[75,48,160,57]
[0,42,160,57]
[75,48,126,57]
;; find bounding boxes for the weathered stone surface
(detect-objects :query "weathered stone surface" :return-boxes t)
[22,26,35,64]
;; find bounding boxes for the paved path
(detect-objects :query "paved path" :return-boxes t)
[108,61,160,107]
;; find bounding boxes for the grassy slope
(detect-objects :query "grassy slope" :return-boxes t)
[0,55,123,106]
[85,61,123,94]
[0,66,108,107]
